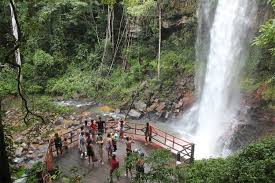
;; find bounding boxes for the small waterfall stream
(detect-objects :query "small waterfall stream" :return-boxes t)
[9,1,21,66]
[176,0,258,159]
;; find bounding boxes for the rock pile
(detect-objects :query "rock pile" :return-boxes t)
[126,92,193,121]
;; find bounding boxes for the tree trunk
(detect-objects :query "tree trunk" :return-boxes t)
[157,0,162,80]
[111,8,115,54]
[0,98,12,183]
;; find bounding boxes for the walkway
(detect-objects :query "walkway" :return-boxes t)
[43,121,194,182]
[54,140,154,183]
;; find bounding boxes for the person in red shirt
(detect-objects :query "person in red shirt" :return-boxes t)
[110,154,119,183]
[90,120,97,142]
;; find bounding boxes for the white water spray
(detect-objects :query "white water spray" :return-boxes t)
[176,0,257,159]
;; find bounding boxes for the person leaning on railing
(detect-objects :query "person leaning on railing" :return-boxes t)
[145,122,153,145]
[54,133,63,155]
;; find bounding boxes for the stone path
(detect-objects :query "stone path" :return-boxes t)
[53,139,154,183]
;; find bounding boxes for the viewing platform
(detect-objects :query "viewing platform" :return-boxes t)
[42,121,195,182]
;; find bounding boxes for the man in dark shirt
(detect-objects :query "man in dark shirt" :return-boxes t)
[96,117,106,135]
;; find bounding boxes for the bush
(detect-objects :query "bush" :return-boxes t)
[134,136,275,183]
[180,136,275,183]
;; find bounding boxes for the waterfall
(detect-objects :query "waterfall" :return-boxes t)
[176,0,258,159]
[9,1,21,66]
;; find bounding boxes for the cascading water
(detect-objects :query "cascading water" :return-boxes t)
[175,0,258,159]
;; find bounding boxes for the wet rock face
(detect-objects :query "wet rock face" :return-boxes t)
[129,109,142,119]
[124,91,194,121]
[221,99,275,153]
[134,101,147,112]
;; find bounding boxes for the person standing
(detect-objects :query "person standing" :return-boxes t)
[97,117,106,135]
[112,131,119,152]
[84,120,89,133]
[125,151,133,178]
[125,136,134,153]
[106,133,113,160]
[145,122,153,144]
[54,133,62,155]
[97,135,104,165]
[90,120,97,142]
[86,139,97,166]
[79,132,86,159]
[119,120,125,139]
[136,153,145,180]
[110,154,119,183]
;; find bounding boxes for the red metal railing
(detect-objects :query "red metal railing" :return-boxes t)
[43,121,195,181]
[106,121,194,163]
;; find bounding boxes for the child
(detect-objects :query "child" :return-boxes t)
[112,131,119,152]
[54,133,62,155]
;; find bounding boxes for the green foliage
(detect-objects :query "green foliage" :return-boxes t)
[126,0,156,17]
[180,136,275,183]
[253,19,275,56]
[144,149,175,183]
[0,0,198,107]
[26,162,43,183]
[242,0,275,108]
[131,136,275,183]
[268,0,275,8]
[101,0,117,6]
[3,120,16,171]
[0,67,17,97]
[180,158,230,183]
[14,166,26,179]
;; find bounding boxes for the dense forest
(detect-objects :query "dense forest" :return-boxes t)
[1,0,274,108]
[0,0,274,182]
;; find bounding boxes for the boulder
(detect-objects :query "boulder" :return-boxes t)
[156,102,166,112]
[128,109,142,119]
[38,154,44,158]
[15,136,24,144]
[54,117,64,126]
[147,103,158,112]
[26,154,35,160]
[175,100,184,109]
[14,157,25,164]
[165,112,171,119]
[15,147,23,157]
[69,115,76,121]
[14,177,27,183]
[115,108,121,114]
[21,143,28,151]
[134,101,147,112]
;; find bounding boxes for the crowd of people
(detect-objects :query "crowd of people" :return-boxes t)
[53,117,153,182]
